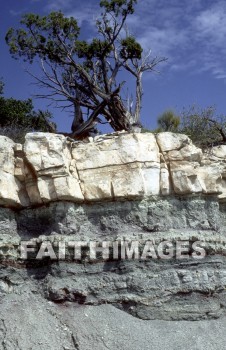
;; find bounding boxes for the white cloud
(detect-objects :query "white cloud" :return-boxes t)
[138,27,187,57]
[9,9,27,16]
[39,0,226,80]
[42,0,98,27]
[44,0,73,11]
[195,4,226,47]
[129,0,226,80]
[190,2,226,79]
[65,6,98,26]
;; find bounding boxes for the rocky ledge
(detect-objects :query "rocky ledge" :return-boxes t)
[1,131,226,349]
[1,130,226,207]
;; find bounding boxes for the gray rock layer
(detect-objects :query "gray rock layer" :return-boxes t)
[1,196,226,323]
[1,132,226,349]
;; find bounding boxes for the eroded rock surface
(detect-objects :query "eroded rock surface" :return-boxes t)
[1,131,226,349]
[1,131,226,207]
[0,196,226,322]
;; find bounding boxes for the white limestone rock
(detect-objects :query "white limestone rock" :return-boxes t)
[0,136,22,206]
[73,133,161,200]
[199,146,226,198]
[14,157,25,181]
[53,176,84,201]
[24,133,71,175]
[0,136,15,174]
[197,166,222,194]
[170,161,203,194]
[24,133,84,203]
[72,133,160,170]
[207,145,226,159]
[0,131,226,206]
[160,163,171,195]
[166,144,202,162]
[78,163,160,201]
[141,164,160,196]
[156,132,191,152]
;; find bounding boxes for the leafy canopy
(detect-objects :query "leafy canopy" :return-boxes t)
[6,2,141,65]
[100,0,136,16]
[0,80,56,133]
[6,12,80,64]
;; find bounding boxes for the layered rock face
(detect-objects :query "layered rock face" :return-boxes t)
[1,131,226,348]
[3,131,226,207]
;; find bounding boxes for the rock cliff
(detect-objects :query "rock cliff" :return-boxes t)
[2,131,226,207]
[1,131,226,349]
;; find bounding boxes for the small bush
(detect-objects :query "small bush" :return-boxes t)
[179,105,226,149]
[0,125,34,143]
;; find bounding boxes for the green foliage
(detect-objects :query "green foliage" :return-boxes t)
[155,106,226,148]
[100,0,137,16]
[179,105,226,148]
[0,87,56,142]
[5,7,133,65]
[6,12,80,64]
[157,110,180,132]
[0,79,4,95]
[5,0,165,135]
[76,39,112,60]
[0,96,54,130]
[0,97,32,127]
[120,36,142,60]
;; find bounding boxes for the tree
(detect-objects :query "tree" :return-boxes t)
[0,79,4,95]
[157,110,180,132]
[5,1,166,138]
[0,96,56,132]
[0,80,56,142]
[179,105,226,148]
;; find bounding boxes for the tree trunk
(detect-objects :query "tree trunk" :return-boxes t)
[69,93,140,139]
[134,72,142,124]
[107,94,135,131]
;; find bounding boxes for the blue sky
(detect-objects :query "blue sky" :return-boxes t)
[1,0,226,132]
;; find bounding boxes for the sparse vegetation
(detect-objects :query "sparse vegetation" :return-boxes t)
[156,110,180,132]
[179,105,226,148]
